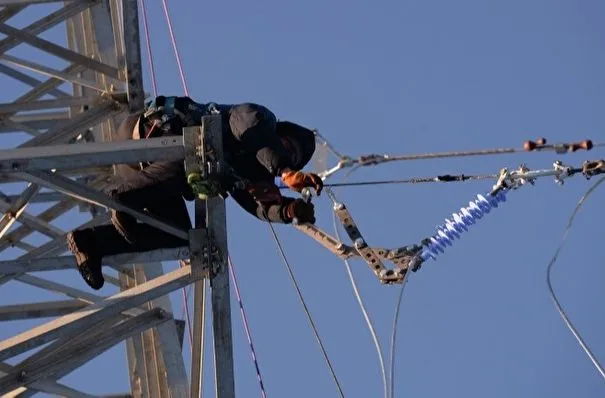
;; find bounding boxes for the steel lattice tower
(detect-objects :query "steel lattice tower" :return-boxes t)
[0,1,234,396]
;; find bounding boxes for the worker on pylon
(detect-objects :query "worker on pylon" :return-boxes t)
[66,96,323,290]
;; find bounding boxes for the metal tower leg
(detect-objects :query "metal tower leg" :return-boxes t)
[185,116,236,398]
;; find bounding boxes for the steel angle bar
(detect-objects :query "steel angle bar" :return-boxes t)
[1,192,65,204]
[0,246,190,274]
[0,182,39,238]
[0,361,96,398]
[0,198,64,240]
[0,308,170,396]
[0,23,120,78]
[204,115,236,397]
[120,270,152,397]
[17,170,188,240]
[0,0,87,5]
[18,101,122,147]
[0,97,101,114]
[2,384,95,398]
[190,202,208,396]
[0,64,72,99]
[0,175,107,254]
[0,5,25,24]
[0,119,42,136]
[0,300,87,321]
[10,213,109,262]
[21,213,108,256]
[9,111,68,123]
[121,0,144,111]
[0,166,112,183]
[0,265,196,362]
[0,54,108,92]
[15,64,86,102]
[0,116,67,134]
[16,314,124,372]
[0,1,96,55]
[0,136,184,173]
[11,272,162,321]
[1,191,66,204]
[136,264,190,397]
[14,273,103,303]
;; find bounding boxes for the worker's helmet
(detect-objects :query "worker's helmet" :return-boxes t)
[276,121,316,170]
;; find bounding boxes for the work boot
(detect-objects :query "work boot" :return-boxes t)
[66,229,104,290]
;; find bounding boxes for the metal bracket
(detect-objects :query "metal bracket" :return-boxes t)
[332,201,391,281]
[582,159,605,179]
[294,195,420,285]
[187,228,211,279]
[552,160,573,185]
[183,125,225,200]
[293,223,357,259]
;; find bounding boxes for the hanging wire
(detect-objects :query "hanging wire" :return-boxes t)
[228,256,268,398]
[266,221,346,397]
[546,175,605,380]
[317,135,410,398]
[327,186,388,398]
[388,264,413,398]
[277,173,495,191]
[138,0,158,97]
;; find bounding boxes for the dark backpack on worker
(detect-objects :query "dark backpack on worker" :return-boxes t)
[142,95,219,137]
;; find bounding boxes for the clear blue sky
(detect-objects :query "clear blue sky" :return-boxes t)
[1,0,604,397]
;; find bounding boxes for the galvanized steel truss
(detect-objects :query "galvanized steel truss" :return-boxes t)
[0,1,234,397]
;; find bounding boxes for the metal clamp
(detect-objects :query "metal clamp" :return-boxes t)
[582,159,605,179]
[553,160,573,185]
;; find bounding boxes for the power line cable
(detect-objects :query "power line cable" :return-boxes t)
[546,176,605,380]
[266,221,346,397]
[328,185,388,398]
[228,256,268,398]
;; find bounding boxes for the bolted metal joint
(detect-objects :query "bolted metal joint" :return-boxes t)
[582,159,605,179]
[553,160,572,185]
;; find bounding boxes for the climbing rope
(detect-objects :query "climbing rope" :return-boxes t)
[160,0,190,97]
[546,176,605,380]
[266,221,346,397]
[138,0,158,97]
[228,256,268,398]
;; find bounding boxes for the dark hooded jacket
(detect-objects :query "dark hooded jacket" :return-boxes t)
[121,98,316,223]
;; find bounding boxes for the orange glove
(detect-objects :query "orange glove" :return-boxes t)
[285,199,316,224]
[281,170,323,195]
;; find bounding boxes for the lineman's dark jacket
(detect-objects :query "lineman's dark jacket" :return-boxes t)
[109,102,313,224]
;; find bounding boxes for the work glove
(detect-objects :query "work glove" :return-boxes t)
[281,170,323,196]
[285,199,316,224]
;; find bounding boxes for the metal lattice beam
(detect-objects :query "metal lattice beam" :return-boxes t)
[0,1,201,396]
[0,2,238,396]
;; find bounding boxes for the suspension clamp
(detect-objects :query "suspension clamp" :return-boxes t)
[582,159,605,179]
[553,160,573,185]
